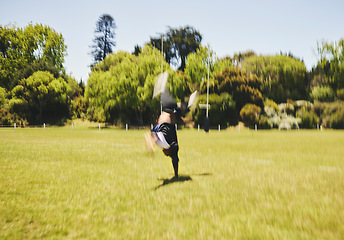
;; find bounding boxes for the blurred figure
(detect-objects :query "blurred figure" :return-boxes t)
[147,72,198,178]
[151,93,182,178]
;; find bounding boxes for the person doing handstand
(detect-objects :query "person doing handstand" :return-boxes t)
[151,93,182,178]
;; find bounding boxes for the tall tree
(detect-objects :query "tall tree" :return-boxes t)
[150,26,202,71]
[90,14,116,65]
[312,39,344,92]
[0,24,66,90]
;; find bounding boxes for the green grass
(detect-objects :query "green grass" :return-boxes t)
[1,126,344,239]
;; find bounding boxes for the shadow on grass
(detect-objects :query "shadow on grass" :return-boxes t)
[192,172,212,176]
[154,172,212,190]
[155,176,192,190]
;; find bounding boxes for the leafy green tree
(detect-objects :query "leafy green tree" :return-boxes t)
[25,24,67,72]
[242,55,308,102]
[150,36,174,66]
[168,70,190,104]
[150,26,202,71]
[10,71,71,124]
[312,39,344,94]
[184,45,232,92]
[0,87,6,107]
[85,45,188,125]
[184,45,214,92]
[0,25,26,90]
[90,14,116,65]
[0,24,67,90]
[14,59,63,85]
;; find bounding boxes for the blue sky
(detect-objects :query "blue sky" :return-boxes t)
[2,0,344,83]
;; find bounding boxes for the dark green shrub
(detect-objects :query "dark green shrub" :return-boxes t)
[213,67,263,113]
[314,101,344,128]
[337,89,344,100]
[233,84,264,112]
[258,115,272,129]
[0,108,28,126]
[330,109,344,129]
[297,109,319,129]
[70,95,87,119]
[193,93,237,127]
[240,104,261,128]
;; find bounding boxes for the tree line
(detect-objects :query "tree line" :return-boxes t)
[1,16,343,128]
[0,23,84,125]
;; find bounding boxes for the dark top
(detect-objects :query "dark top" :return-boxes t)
[159,122,179,156]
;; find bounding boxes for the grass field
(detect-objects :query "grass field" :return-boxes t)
[1,125,344,239]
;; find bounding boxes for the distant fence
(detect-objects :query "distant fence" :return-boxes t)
[0,123,324,132]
